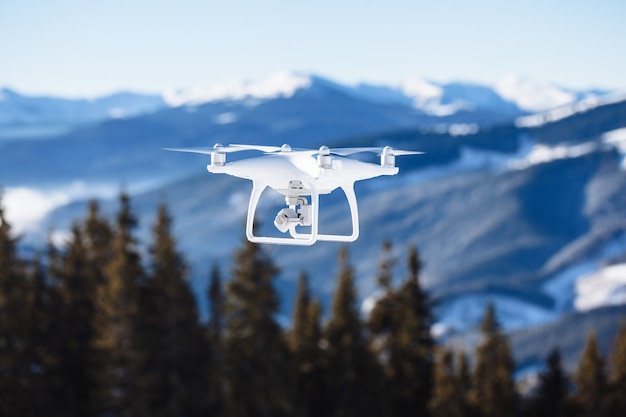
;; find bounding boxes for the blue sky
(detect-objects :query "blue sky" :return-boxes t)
[1,0,625,97]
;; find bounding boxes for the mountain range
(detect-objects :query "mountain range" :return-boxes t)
[0,72,607,135]
[1,71,625,373]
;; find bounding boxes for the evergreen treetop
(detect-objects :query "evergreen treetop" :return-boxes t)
[472,303,517,417]
[575,331,607,417]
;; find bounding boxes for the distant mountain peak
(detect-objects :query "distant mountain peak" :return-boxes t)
[494,73,577,112]
[162,71,313,106]
[399,77,442,103]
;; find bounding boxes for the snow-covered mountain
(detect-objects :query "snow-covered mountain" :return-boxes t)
[1,72,625,372]
[162,71,314,106]
[1,72,608,140]
[164,71,605,121]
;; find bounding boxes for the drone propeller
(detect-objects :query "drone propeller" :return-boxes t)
[228,144,284,153]
[386,149,424,156]
[330,146,424,156]
[163,143,276,166]
[163,143,260,155]
[164,143,423,168]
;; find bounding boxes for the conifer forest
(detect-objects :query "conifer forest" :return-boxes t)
[1,192,626,417]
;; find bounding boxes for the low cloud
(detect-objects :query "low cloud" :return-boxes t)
[2,181,117,234]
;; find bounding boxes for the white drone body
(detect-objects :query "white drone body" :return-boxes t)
[165,144,421,246]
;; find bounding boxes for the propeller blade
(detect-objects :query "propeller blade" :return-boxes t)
[228,144,283,153]
[163,145,268,154]
[330,147,382,156]
[330,147,424,156]
[392,150,425,156]
[230,144,321,156]
[163,147,216,155]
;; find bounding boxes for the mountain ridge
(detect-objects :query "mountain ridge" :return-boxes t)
[1,72,612,135]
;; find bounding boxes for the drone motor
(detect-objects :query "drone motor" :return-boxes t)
[211,143,227,166]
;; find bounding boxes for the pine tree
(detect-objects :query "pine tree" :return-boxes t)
[324,247,382,417]
[376,240,395,290]
[54,224,101,417]
[430,348,469,417]
[136,203,209,417]
[368,241,398,361]
[82,200,114,286]
[2,252,63,417]
[390,244,434,417]
[91,192,145,417]
[207,264,225,416]
[457,351,472,399]
[289,271,327,417]
[290,271,312,353]
[51,199,113,417]
[208,264,225,342]
[530,348,569,417]
[223,236,292,417]
[574,331,607,417]
[23,254,51,414]
[0,194,33,415]
[472,303,518,417]
[606,322,626,417]
[369,243,434,417]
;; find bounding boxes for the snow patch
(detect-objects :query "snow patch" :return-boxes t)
[543,234,626,312]
[386,139,534,188]
[515,90,626,128]
[507,142,598,170]
[400,77,442,104]
[495,74,575,113]
[575,263,626,312]
[386,138,597,190]
[543,261,599,312]
[49,229,72,247]
[108,107,127,119]
[347,78,467,116]
[162,71,312,107]
[448,123,479,136]
[361,291,384,316]
[602,128,626,169]
[603,127,626,148]
[215,112,237,125]
[398,77,465,115]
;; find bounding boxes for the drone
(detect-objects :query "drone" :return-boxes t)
[164,143,422,245]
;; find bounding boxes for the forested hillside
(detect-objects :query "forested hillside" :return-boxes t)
[2,193,626,417]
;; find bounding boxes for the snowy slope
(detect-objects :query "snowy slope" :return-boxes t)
[602,128,626,169]
[494,74,578,112]
[515,90,626,128]
[575,263,626,312]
